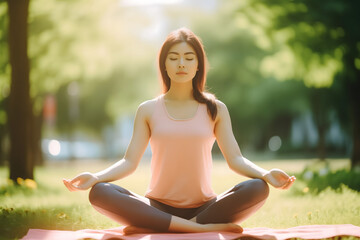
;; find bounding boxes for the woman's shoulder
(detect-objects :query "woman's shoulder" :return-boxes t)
[215,99,228,112]
[214,99,230,122]
[137,96,162,117]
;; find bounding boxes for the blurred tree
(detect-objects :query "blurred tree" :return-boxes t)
[307,86,348,160]
[190,1,309,153]
[28,0,158,160]
[6,0,34,180]
[0,97,8,166]
[0,2,9,166]
[28,0,121,162]
[241,0,359,166]
[1,0,160,179]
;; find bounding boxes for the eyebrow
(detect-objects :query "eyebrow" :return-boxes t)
[168,51,196,55]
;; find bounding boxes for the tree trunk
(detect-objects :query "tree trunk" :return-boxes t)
[349,77,360,169]
[0,97,8,166]
[343,43,360,169]
[33,106,44,166]
[310,89,329,161]
[317,125,326,161]
[7,0,34,180]
[0,127,5,166]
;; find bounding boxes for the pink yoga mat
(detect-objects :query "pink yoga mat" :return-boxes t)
[22,224,360,240]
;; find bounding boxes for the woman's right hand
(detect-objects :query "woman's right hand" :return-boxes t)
[63,172,99,192]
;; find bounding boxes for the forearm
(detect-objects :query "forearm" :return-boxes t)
[228,156,269,179]
[94,158,137,183]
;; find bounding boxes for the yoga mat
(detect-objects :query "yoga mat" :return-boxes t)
[22,224,360,240]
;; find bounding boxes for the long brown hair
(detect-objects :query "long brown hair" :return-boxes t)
[158,27,217,120]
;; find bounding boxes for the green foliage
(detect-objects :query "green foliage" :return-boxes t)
[28,0,159,98]
[188,1,310,151]
[2,0,355,157]
[24,0,161,135]
[234,0,358,159]
[298,167,360,194]
[242,0,360,88]
[29,0,119,94]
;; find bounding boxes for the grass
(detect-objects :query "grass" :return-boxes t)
[0,158,359,240]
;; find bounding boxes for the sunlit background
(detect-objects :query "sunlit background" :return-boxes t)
[0,0,357,164]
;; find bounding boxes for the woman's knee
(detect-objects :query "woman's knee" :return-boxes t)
[89,182,108,205]
[89,182,130,206]
[251,179,270,200]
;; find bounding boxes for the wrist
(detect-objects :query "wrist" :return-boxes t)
[92,173,101,183]
[261,170,271,181]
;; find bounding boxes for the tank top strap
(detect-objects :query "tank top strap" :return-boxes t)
[156,94,167,115]
[149,95,166,128]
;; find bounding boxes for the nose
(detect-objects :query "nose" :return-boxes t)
[178,58,185,68]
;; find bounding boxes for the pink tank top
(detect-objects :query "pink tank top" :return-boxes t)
[145,95,217,208]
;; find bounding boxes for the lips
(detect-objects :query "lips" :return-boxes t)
[176,71,187,75]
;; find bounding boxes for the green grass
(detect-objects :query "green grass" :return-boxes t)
[0,158,359,240]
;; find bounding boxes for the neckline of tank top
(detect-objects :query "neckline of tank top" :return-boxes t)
[160,95,200,121]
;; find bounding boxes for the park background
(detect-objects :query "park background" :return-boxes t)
[0,0,359,239]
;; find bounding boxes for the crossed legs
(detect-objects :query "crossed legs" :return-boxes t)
[88,179,269,233]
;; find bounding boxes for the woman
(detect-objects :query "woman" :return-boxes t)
[63,27,295,235]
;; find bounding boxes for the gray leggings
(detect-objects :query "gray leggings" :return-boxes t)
[88,179,269,232]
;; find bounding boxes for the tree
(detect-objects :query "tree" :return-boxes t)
[0,2,9,166]
[6,0,33,180]
[189,1,310,153]
[241,0,360,167]
[28,0,160,145]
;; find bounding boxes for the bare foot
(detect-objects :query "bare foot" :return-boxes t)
[123,226,157,235]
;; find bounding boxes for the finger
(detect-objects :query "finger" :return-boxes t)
[282,179,295,189]
[284,181,294,189]
[280,182,290,190]
[69,175,82,184]
[63,179,74,191]
[63,180,76,192]
[283,175,295,184]
[63,179,80,191]
[277,178,290,189]
[66,178,89,191]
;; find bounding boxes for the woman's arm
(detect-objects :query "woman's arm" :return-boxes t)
[214,101,295,189]
[94,101,152,182]
[64,101,153,191]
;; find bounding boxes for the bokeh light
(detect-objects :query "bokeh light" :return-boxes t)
[48,140,61,156]
[268,136,282,152]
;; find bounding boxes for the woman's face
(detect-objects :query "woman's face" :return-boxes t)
[165,42,198,84]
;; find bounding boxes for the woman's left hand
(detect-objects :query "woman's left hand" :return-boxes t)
[263,168,296,189]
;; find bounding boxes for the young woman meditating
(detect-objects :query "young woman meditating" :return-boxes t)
[63,27,295,235]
